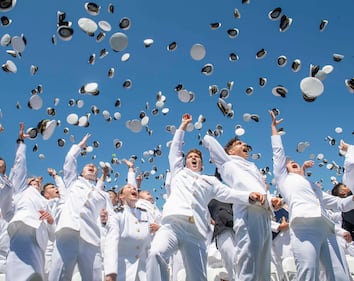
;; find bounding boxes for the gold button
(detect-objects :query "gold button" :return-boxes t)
[137,229,140,232]
[135,255,139,259]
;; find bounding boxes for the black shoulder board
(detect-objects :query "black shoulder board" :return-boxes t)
[114,206,124,213]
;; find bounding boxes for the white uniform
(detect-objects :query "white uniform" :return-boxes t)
[203,135,273,281]
[104,205,152,281]
[146,129,255,281]
[271,209,293,281]
[6,143,55,281]
[272,134,354,281]
[0,213,9,273]
[48,144,112,281]
[44,175,67,280]
[136,199,162,225]
[0,173,14,274]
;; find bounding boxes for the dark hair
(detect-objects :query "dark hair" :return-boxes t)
[185,149,203,162]
[224,137,240,154]
[331,182,344,197]
[107,189,117,196]
[42,182,55,198]
[214,168,222,181]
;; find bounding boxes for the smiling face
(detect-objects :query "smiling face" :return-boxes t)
[226,139,252,159]
[185,149,203,173]
[337,184,351,198]
[81,163,98,181]
[118,184,138,207]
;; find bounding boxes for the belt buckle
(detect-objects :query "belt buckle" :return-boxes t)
[188,216,195,224]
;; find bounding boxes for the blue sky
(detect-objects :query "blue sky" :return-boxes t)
[0,0,354,207]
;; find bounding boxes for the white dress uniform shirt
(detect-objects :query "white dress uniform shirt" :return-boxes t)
[0,212,9,273]
[343,145,354,194]
[0,170,14,274]
[272,134,354,281]
[147,129,255,281]
[104,205,152,281]
[48,143,112,281]
[136,199,162,225]
[6,142,55,281]
[203,134,272,281]
[44,175,67,279]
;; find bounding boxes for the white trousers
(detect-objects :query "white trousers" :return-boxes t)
[6,223,45,281]
[290,217,351,281]
[216,229,236,281]
[48,229,102,281]
[234,206,271,281]
[146,216,207,281]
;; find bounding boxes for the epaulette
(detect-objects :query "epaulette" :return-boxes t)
[137,207,147,212]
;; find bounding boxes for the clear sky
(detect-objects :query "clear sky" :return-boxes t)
[0,0,353,207]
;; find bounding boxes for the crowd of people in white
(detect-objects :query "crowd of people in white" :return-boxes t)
[0,112,354,281]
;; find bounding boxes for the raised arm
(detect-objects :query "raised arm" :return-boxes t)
[48,168,67,200]
[122,158,137,187]
[9,123,29,194]
[63,133,90,187]
[168,113,191,175]
[341,140,354,193]
[301,160,315,177]
[270,111,287,183]
[202,135,230,168]
[96,163,110,190]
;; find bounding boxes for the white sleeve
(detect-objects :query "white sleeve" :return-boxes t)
[104,214,119,275]
[127,171,137,187]
[343,145,354,193]
[63,144,80,188]
[202,135,230,168]
[9,142,27,194]
[168,129,185,176]
[271,135,288,187]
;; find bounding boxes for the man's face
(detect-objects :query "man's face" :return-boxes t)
[44,184,60,199]
[81,163,98,181]
[185,152,203,172]
[139,190,154,204]
[338,184,351,198]
[286,160,301,174]
[228,140,251,159]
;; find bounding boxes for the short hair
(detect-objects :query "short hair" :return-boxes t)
[185,149,203,162]
[224,137,240,154]
[331,182,344,196]
[41,182,55,198]
[107,189,117,196]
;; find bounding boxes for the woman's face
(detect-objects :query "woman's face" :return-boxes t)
[119,184,138,206]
